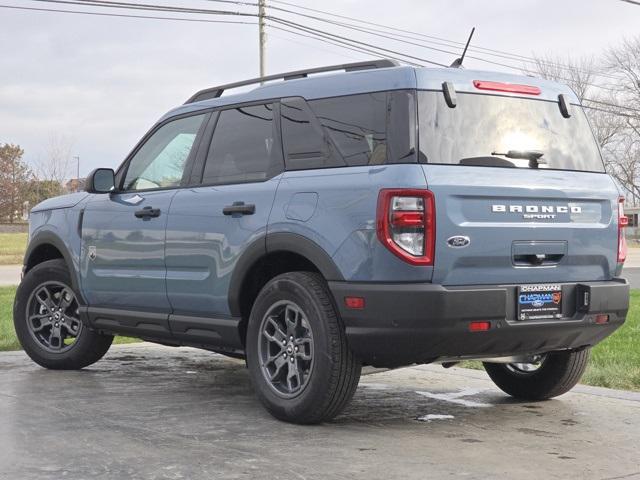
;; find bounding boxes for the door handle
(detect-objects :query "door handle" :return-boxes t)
[134,206,161,218]
[223,202,256,216]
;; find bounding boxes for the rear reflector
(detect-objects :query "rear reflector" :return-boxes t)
[473,80,541,96]
[469,321,491,332]
[595,314,610,325]
[618,197,628,263]
[345,296,365,310]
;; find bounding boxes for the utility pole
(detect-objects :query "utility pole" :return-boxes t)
[258,0,266,80]
[73,155,80,191]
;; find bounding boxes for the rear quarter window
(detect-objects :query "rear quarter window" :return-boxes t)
[281,91,417,170]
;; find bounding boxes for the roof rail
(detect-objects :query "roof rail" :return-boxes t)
[184,59,400,104]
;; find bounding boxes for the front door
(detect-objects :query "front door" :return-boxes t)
[81,112,209,335]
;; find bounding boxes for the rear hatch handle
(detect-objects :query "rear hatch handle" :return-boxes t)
[512,241,567,267]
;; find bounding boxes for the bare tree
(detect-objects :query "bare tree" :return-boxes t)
[34,133,75,186]
[528,48,640,204]
[529,54,598,102]
[602,36,640,205]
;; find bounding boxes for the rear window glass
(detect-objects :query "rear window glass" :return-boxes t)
[417,91,604,172]
[281,91,416,170]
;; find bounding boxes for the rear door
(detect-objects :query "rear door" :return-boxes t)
[165,103,283,343]
[417,90,620,286]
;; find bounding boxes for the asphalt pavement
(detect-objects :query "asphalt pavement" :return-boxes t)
[1,343,639,480]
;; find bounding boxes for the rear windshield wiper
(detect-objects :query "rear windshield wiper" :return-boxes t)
[459,156,516,168]
[491,149,546,168]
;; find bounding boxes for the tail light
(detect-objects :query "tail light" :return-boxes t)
[618,196,628,264]
[377,189,435,265]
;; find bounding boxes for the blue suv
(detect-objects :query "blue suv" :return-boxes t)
[14,60,630,423]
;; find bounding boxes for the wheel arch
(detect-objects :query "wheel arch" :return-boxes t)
[24,232,83,303]
[228,233,344,321]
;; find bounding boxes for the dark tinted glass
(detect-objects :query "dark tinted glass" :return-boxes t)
[308,92,388,167]
[281,91,417,170]
[417,91,604,172]
[202,104,279,184]
[280,98,330,170]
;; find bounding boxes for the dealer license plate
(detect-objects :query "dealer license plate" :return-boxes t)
[517,284,563,321]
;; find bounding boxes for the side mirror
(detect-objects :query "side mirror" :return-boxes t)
[85,168,115,193]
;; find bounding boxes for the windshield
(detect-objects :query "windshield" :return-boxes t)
[417,91,605,172]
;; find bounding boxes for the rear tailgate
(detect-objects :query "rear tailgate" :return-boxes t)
[423,165,619,286]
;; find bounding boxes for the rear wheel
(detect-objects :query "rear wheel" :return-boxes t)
[246,272,361,424]
[483,349,590,400]
[14,259,113,370]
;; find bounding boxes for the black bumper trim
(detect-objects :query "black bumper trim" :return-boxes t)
[329,279,629,368]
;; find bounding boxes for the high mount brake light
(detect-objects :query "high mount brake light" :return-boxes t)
[473,80,541,96]
[376,189,435,266]
[618,196,628,264]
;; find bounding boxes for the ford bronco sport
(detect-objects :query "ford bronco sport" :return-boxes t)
[14,60,630,424]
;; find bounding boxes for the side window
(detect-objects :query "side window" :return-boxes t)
[123,113,206,191]
[202,104,280,185]
[280,91,415,170]
[309,92,388,166]
[280,98,331,170]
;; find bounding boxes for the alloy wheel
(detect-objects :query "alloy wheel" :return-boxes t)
[258,300,314,397]
[26,281,83,353]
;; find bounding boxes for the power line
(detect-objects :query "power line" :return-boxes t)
[619,0,640,5]
[269,17,445,67]
[31,0,626,86]
[16,0,634,95]
[582,104,639,120]
[265,0,624,81]
[32,0,254,16]
[583,97,640,114]
[268,29,364,61]
[267,23,420,66]
[53,0,442,66]
[0,3,257,24]
[267,16,622,92]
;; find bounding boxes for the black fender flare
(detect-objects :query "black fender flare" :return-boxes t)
[23,231,85,304]
[227,232,344,317]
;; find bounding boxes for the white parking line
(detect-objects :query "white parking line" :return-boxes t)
[415,388,493,408]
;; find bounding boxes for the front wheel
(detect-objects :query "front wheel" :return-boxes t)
[246,272,361,424]
[14,259,113,370]
[483,349,590,400]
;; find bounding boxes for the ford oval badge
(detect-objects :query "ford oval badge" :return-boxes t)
[447,236,470,248]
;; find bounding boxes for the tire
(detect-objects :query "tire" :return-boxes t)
[246,272,361,424]
[483,349,590,400]
[13,259,113,370]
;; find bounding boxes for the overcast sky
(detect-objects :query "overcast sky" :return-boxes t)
[1,0,639,177]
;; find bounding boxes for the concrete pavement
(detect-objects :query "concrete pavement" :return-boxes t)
[1,343,639,480]
[0,265,20,286]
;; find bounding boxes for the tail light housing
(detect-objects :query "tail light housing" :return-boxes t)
[618,196,628,264]
[377,189,435,265]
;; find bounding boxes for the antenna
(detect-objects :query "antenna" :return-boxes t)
[450,27,476,68]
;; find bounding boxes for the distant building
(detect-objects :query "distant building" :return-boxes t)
[65,178,85,193]
[624,206,640,242]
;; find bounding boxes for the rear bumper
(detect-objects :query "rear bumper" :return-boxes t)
[328,279,629,368]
